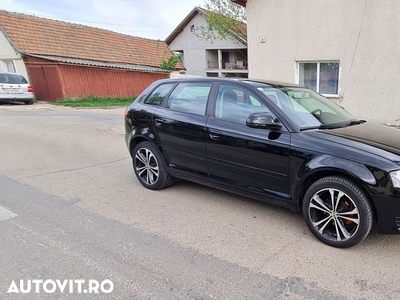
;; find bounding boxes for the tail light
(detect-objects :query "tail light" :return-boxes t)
[28,86,33,93]
[124,107,129,119]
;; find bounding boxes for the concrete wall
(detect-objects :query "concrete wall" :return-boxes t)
[0,30,29,80]
[246,0,400,121]
[168,13,247,76]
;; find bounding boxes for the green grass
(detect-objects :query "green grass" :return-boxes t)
[55,96,136,108]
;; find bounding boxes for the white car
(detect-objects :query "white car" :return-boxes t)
[0,73,35,105]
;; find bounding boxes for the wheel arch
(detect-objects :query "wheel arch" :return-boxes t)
[295,167,378,223]
[129,134,164,158]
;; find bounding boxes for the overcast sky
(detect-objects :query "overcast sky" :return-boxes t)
[2,0,203,40]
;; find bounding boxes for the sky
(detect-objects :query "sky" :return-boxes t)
[2,0,203,40]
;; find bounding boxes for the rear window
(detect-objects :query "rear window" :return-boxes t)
[0,74,28,84]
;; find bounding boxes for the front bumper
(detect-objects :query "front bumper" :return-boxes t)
[372,191,400,234]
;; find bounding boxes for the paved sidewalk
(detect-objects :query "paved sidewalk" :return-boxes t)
[0,102,126,114]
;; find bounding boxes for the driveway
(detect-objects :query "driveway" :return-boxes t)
[0,103,399,299]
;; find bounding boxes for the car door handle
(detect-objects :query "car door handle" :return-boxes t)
[208,130,221,140]
[154,118,165,127]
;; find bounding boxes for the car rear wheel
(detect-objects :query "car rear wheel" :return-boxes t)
[302,176,373,248]
[24,101,34,105]
[132,141,175,190]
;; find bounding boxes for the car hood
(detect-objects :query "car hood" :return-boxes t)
[309,122,400,159]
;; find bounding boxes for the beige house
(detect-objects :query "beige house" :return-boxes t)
[232,0,400,121]
[0,29,28,79]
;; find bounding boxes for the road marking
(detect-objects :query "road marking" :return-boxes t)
[0,206,18,222]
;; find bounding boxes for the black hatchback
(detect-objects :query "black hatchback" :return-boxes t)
[125,78,400,248]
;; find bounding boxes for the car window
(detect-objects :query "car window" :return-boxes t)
[144,83,175,106]
[166,83,211,115]
[262,90,282,109]
[0,74,28,84]
[215,84,272,125]
[255,85,356,128]
[288,91,335,114]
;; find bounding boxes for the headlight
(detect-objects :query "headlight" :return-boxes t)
[390,170,400,188]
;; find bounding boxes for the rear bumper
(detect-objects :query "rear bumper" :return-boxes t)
[372,191,400,234]
[0,93,35,102]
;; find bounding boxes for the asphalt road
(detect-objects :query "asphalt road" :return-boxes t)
[0,103,399,300]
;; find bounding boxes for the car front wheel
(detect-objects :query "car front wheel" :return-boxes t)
[302,176,373,248]
[132,141,175,190]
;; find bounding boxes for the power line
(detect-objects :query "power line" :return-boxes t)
[23,12,176,29]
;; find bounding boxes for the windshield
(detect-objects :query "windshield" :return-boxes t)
[256,85,357,129]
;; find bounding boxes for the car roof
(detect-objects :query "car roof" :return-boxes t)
[158,77,301,88]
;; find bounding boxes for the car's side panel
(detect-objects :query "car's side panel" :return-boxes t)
[152,107,209,176]
[289,132,400,211]
[206,117,291,205]
[125,104,161,153]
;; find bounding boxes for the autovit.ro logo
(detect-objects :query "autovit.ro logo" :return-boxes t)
[7,279,114,294]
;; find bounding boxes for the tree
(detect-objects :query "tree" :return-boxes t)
[196,0,246,43]
[160,51,181,70]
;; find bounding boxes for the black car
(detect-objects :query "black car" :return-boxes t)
[124,78,400,248]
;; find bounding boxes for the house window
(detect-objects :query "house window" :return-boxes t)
[298,62,339,96]
[174,50,184,66]
[207,73,218,77]
[2,60,16,73]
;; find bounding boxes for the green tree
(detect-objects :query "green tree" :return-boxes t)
[160,52,181,70]
[197,0,246,43]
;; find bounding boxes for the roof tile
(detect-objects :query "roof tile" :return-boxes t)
[0,10,181,69]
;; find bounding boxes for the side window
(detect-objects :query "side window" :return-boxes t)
[144,83,175,106]
[215,84,271,125]
[166,82,211,115]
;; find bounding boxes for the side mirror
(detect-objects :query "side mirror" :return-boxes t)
[246,112,282,130]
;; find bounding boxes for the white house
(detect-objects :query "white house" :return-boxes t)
[166,7,248,78]
[0,29,28,79]
[232,0,400,121]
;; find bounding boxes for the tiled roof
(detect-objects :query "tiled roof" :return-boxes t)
[28,55,170,73]
[0,10,181,69]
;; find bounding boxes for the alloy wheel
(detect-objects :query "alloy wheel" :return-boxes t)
[135,148,159,185]
[308,188,360,242]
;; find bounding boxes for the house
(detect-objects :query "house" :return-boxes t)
[0,22,28,79]
[232,0,400,121]
[166,7,248,78]
[0,10,181,101]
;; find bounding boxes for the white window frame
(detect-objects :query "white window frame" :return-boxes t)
[2,60,17,73]
[296,61,341,98]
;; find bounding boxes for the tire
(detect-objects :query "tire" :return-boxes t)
[24,101,34,105]
[132,141,175,190]
[302,176,373,248]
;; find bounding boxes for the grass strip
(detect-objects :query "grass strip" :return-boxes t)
[55,96,136,108]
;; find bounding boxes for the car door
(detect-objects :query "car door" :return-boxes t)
[153,81,213,178]
[206,83,291,205]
